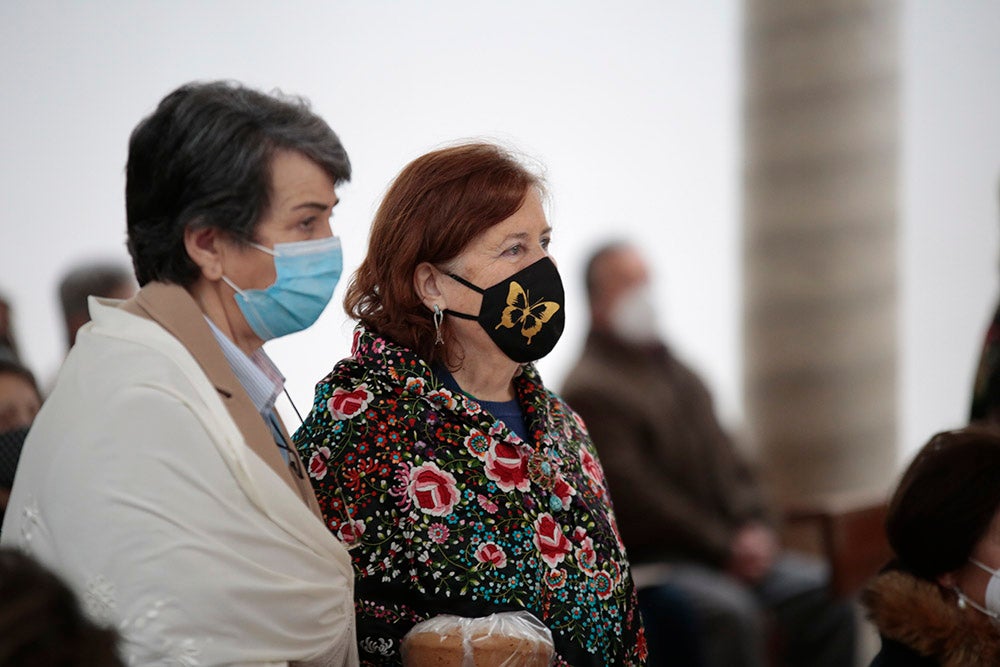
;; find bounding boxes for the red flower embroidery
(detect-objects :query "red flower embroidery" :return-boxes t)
[485,441,530,492]
[544,567,568,590]
[464,429,492,460]
[579,448,604,485]
[474,542,507,568]
[552,475,576,508]
[533,513,571,569]
[576,536,597,571]
[592,570,614,600]
[338,518,365,545]
[637,626,648,661]
[308,446,331,480]
[328,384,374,420]
[407,462,460,516]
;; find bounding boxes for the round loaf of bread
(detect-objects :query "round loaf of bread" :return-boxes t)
[402,614,553,666]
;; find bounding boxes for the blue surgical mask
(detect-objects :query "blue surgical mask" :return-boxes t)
[222,236,342,341]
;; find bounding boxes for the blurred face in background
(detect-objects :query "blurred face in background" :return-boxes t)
[591,246,650,328]
[0,371,41,432]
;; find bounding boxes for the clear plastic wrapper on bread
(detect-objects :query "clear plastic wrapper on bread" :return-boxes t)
[400,610,555,667]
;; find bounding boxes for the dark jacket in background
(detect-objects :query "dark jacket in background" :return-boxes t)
[561,331,769,567]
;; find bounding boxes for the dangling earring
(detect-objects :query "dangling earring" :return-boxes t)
[433,304,444,345]
[955,588,967,610]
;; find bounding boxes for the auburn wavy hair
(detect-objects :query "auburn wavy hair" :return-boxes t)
[345,142,543,364]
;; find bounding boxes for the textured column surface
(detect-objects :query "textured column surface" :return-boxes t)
[743,0,899,504]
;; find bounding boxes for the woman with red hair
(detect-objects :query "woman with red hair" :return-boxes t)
[295,143,646,665]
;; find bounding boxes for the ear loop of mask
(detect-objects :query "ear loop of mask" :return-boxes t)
[955,558,1000,620]
[444,273,483,321]
[219,241,278,297]
[954,587,999,619]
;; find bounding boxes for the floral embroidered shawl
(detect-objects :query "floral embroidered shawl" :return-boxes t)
[294,328,647,666]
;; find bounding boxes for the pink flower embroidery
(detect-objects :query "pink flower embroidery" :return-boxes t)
[474,542,507,568]
[552,475,576,508]
[328,384,374,419]
[308,447,331,480]
[428,523,450,544]
[338,518,365,545]
[576,536,597,571]
[533,513,572,569]
[407,462,460,516]
[477,494,499,514]
[580,447,604,485]
[485,441,530,493]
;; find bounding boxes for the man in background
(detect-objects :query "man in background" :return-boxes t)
[58,261,136,349]
[562,241,855,667]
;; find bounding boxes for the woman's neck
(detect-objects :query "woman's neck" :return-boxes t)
[188,279,262,357]
[445,350,518,402]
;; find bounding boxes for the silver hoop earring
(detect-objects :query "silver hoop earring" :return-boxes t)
[433,304,444,345]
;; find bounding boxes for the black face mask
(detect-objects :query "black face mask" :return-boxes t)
[0,425,29,488]
[446,257,566,363]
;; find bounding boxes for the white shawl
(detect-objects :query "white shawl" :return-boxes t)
[2,298,358,667]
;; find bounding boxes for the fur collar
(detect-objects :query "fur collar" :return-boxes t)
[863,569,1000,666]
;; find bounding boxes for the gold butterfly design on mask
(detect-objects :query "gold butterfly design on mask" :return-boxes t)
[494,281,560,344]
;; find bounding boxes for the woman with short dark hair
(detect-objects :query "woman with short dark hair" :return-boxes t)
[1,81,359,665]
[864,427,1000,665]
[295,142,647,665]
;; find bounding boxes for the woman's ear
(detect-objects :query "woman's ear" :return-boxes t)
[184,226,225,281]
[414,262,447,310]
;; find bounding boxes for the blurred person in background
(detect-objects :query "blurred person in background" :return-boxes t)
[0,294,20,363]
[0,359,42,527]
[58,261,137,349]
[864,427,1000,666]
[0,547,124,667]
[294,143,647,666]
[1,80,359,666]
[562,241,855,667]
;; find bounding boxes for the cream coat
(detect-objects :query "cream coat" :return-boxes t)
[1,283,357,667]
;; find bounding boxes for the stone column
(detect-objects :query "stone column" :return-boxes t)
[743,0,899,504]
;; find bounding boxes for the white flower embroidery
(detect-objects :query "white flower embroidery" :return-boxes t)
[83,574,117,626]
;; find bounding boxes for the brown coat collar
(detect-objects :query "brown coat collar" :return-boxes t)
[864,569,1000,667]
[120,281,323,519]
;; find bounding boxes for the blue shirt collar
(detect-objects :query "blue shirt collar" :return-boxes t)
[205,318,284,415]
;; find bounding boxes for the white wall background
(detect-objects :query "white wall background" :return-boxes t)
[0,1,997,469]
[0,1,741,422]
[900,1,1000,461]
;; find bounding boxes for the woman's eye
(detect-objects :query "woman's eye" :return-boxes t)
[299,217,316,231]
[541,237,552,250]
[504,244,522,256]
